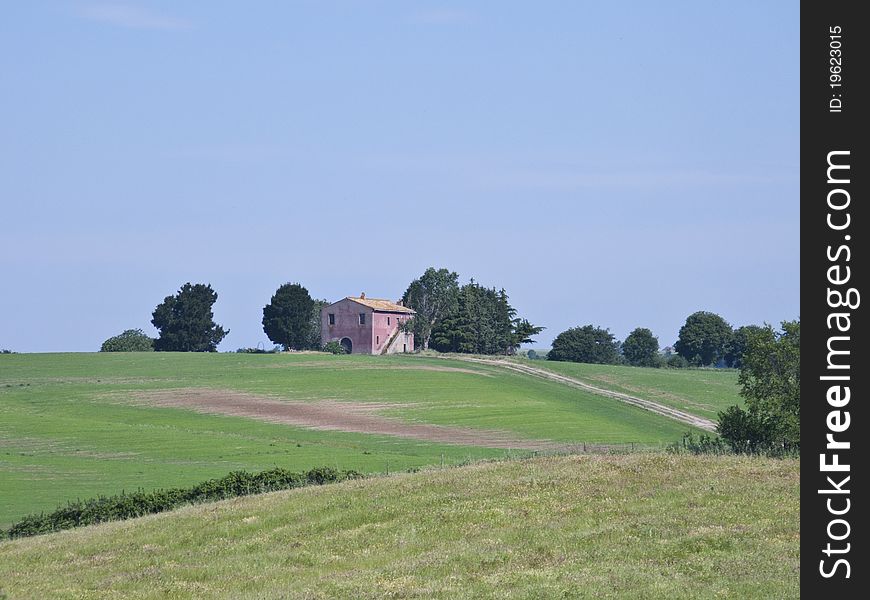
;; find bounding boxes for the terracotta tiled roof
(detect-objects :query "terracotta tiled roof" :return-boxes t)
[346,297,416,314]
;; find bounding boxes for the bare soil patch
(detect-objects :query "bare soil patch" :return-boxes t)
[133,389,562,451]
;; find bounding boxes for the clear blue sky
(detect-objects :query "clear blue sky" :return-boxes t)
[0,1,798,353]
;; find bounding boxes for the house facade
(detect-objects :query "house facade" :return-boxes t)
[321,293,415,355]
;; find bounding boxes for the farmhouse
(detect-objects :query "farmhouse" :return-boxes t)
[321,293,415,355]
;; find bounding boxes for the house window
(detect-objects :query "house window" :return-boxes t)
[376,335,380,345]
[328,313,335,325]
[387,317,391,325]
[359,313,366,325]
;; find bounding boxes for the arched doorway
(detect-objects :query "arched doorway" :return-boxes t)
[340,337,353,354]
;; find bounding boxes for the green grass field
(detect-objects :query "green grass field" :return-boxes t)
[0,352,731,527]
[0,453,799,599]
[525,359,743,420]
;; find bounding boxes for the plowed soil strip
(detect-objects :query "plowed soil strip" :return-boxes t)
[134,389,563,451]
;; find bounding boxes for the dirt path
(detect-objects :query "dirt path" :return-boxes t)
[443,357,718,432]
[134,389,565,451]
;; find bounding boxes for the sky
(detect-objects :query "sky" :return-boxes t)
[0,1,799,353]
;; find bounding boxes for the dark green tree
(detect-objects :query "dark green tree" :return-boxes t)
[674,311,733,366]
[151,283,228,352]
[262,283,315,351]
[100,329,154,352]
[511,318,545,353]
[548,325,620,364]
[402,267,460,350]
[429,281,541,355]
[622,327,660,367]
[430,281,493,353]
[724,324,767,368]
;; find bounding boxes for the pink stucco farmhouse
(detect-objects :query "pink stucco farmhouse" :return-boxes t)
[321,293,415,355]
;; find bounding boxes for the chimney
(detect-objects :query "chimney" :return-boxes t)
[397,299,403,306]
[360,292,366,299]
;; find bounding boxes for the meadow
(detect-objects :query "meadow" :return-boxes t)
[0,352,726,527]
[0,453,799,599]
[526,359,743,420]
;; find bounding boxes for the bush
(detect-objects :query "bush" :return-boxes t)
[716,405,774,453]
[235,346,281,354]
[0,349,14,354]
[666,354,689,369]
[1,466,362,540]
[323,341,346,355]
[667,431,728,455]
[100,329,154,352]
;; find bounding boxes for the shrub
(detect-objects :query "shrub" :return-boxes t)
[100,329,154,352]
[716,405,775,454]
[235,346,281,354]
[667,431,728,455]
[666,354,689,369]
[1,466,361,539]
[323,341,346,355]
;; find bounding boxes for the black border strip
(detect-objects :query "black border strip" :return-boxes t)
[802,1,867,595]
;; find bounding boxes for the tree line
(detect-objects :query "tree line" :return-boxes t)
[99,267,543,355]
[546,311,782,370]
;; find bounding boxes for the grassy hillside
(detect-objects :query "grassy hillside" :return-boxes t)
[0,352,708,526]
[526,360,743,420]
[0,454,799,599]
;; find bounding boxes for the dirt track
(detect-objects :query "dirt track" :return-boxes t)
[134,389,564,451]
[444,357,718,432]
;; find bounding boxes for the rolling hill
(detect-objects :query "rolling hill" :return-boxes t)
[0,453,799,599]
[0,352,735,527]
